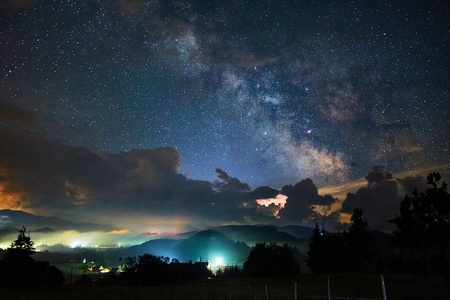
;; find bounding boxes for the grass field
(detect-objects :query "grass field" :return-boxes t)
[1,273,449,300]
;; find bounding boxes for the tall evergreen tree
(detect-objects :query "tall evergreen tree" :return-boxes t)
[305,224,326,273]
[344,208,375,272]
[305,224,345,273]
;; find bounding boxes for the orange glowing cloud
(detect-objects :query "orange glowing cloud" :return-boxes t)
[0,183,25,210]
[108,229,131,234]
[64,180,90,206]
[318,179,367,201]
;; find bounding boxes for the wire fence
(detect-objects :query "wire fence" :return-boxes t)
[58,271,389,300]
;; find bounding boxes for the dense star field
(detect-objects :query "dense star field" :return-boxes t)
[1,1,449,231]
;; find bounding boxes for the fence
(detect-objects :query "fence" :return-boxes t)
[59,271,389,300]
[219,274,387,300]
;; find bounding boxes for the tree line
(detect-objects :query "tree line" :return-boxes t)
[305,172,450,280]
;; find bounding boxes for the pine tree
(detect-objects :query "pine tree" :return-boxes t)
[305,223,326,273]
[305,224,345,273]
[344,208,375,272]
[2,226,36,264]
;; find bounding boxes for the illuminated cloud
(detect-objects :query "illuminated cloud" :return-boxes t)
[318,179,367,201]
[256,193,287,208]
[108,229,131,234]
[277,178,338,225]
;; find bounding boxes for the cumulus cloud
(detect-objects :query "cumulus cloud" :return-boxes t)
[0,130,275,225]
[0,104,280,226]
[213,168,251,192]
[341,166,401,230]
[277,178,337,225]
[365,165,393,186]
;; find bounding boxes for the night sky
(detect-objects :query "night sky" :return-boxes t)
[1,0,449,232]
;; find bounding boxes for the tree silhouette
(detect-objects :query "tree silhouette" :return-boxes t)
[305,224,325,273]
[344,208,375,272]
[0,227,65,286]
[389,193,418,276]
[2,226,36,263]
[305,224,345,273]
[243,242,300,277]
[390,172,450,280]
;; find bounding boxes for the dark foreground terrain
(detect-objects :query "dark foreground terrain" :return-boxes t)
[1,273,449,300]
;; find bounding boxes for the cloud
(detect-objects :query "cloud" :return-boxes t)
[0,106,280,226]
[341,166,401,230]
[250,186,279,199]
[277,178,338,225]
[213,168,251,192]
[0,102,36,126]
[365,165,393,186]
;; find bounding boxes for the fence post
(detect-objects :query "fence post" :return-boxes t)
[248,283,252,300]
[327,275,331,300]
[294,282,297,300]
[265,284,269,300]
[380,273,387,300]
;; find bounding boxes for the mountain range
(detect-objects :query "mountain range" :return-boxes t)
[0,209,393,271]
[0,209,112,232]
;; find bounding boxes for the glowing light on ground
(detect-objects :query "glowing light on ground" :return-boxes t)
[215,256,224,265]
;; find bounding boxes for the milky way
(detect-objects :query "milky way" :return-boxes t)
[1,1,449,229]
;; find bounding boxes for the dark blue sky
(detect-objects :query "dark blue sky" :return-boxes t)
[1,0,449,229]
[2,0,449,188]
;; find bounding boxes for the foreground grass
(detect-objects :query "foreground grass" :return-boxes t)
[1,273,449,300]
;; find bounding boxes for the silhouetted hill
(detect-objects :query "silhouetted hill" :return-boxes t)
[118,238,183,260]
[0,225,19,235]
[210,225,301,245]
[0,209,111,232]
[140,230,198,240]
[140,224,198,237]
[113,230,251,266]
[0,226,20,244]
[278,225,314,239]
[30,227,55,233]
[177,230,250,265]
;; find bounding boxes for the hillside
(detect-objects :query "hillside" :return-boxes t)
[0,209,111,232]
